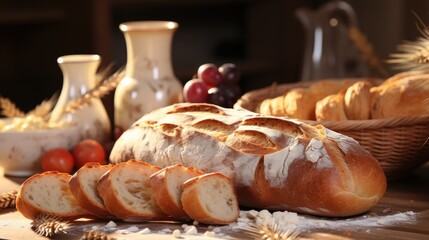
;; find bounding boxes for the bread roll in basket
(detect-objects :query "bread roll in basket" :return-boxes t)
[110,103,387,217]
[235,72,429,180]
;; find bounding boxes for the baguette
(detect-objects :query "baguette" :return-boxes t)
[97,160,167,222]
[69,163,114,219]
[110,103,387,217]
[149,164,204,220]
[16,171,91,220]
[181,172,239,225]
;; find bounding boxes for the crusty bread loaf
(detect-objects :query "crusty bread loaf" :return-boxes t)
[370,72,429,119]
[315,90,348,121]
[97,160,167,222]
[69,163,114,219]
[315,80,373,121]
[110,103,387,217]
[181,172,239,225]
[259,79,357,120]
[149,164,204,220]
[344,80,373,120]
[16,171,91,220]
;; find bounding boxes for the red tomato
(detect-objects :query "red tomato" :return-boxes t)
[72,139,106,169]
[41,148,75,173]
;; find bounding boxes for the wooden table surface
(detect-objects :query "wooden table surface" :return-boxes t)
[0,164,428,240]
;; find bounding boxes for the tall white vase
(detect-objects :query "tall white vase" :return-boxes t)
[49,54,111,143]
[114,21,183,130]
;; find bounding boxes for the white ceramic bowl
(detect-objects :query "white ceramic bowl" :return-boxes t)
[0,123,80,177]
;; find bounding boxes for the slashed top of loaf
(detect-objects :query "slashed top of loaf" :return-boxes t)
[134,103,358,188]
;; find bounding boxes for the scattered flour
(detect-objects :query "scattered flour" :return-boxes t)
[225,209,417,234]
[68,209,417,239]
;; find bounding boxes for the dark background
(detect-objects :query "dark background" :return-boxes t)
[1,0,428,122]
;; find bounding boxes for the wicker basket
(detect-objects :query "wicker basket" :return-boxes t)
[235,82,429,180]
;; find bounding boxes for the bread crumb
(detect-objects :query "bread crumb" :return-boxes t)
[185,226,197,235]
[203,231,216,237]
[91,225,100,230]
[172,229,181,238]
[125,226,139,232]
[105,221,117,228]
[159,228,173,233]
[193,220,199,225]
[377,219,386,225]
[212,227,221,233]
[138,228,151,234]
[181,224,188,228]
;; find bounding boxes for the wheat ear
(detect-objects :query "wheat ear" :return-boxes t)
[61,68,124,116]
[31,214,70,237]
[0,97,25,118]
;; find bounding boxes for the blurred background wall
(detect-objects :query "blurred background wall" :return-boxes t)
[0,0,428,119]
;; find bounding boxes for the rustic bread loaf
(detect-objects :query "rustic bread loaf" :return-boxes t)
[315,80,373,121]
[110,103,387,217]
[370,72,429,119]
[149,164,204,220]
[181,172,239,225]
[16,171,91,220]
[97,160,167,222]
[69,163,114,219]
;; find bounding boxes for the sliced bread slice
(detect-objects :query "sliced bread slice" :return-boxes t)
[181,172,239,225]
[149,164,204,220]
[69,162,114,219]
[16,171,91,220]
[96,160,167,222]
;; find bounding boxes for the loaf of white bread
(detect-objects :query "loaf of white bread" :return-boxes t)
[16,162,239,224]
[110,103,387,217]
[16,171,91,220]
[69,163,114,219]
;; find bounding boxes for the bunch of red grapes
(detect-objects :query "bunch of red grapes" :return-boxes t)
[183,63,241,108]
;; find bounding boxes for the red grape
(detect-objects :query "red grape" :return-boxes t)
[197,63,222,87]
[207,87,227,107]
[183,79,209,103]
[218,63,240,83]
[217,83,242,108]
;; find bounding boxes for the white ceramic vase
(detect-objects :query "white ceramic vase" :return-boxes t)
[49,54,111,143]
[114,21,183,130]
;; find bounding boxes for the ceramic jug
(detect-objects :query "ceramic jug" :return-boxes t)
[114,21,183,130]
[49,54,111,143]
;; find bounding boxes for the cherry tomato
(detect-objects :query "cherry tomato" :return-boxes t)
[72,139,106,169]
[41,148,75,173]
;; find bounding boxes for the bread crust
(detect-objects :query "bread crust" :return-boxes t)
[16,171,91,220]
[110,103,387,217]
[181,172,239,225]
[69,163,114,219]
[96,160,167,222]
[149,164,204,220]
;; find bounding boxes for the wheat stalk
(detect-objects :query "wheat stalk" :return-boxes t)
[0,190,17,209]
[238,220,300,240]
[81,230,116,240]
[31,214,70,237]
[26,92,59,118]
[0,97,25,118]
[388,13,429,71]
[348,26,388,78]
[61,68,124,116]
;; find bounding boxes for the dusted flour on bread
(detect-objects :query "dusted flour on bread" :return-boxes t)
[110,103,387,217]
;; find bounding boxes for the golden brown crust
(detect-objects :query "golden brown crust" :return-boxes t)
[110,103,387,217]
[181,172,239,225]
[16,171,91,220]
[97,160,167,222]
[344,81,373,120]
[69,163,114,219]
[371,72,429,118]
[315,92,348,121]
[149,164,204,220]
